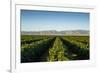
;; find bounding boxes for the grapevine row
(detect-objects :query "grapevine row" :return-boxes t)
[21,37,56,62]
[60,37,89,60]
[48,37,69,61]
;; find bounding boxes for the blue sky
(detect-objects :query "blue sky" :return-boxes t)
[21,10,89,31]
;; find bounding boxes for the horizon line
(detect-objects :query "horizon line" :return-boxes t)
[21,29,89,32]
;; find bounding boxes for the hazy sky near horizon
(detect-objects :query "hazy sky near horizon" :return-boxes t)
[21,10,89,31]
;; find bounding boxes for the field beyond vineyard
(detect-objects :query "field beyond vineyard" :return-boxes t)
[21,35,89,63]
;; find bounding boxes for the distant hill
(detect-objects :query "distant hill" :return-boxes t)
[21,30,89,36]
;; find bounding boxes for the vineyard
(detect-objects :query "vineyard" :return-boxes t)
[21,35,89,63]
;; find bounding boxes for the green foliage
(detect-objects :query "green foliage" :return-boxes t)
[21,35,89,63]
[21,37,55,62]
[61,36,89,60]
[48,37,68,61]
[21,35,50,45]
